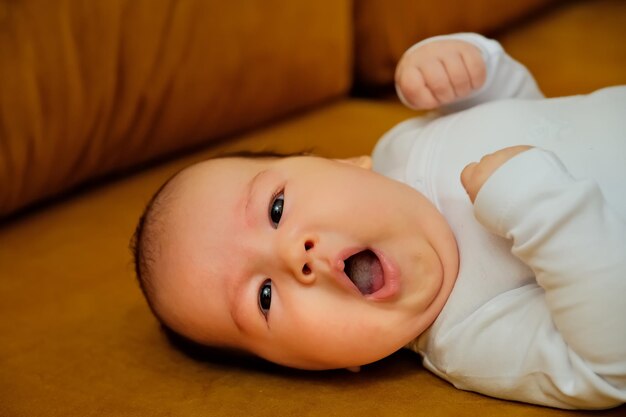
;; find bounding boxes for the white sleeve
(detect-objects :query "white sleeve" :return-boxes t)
[396,33,544,112]
[461,148,626,409]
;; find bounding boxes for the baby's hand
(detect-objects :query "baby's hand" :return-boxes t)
[395,39,487,110]
[461,146,533,203]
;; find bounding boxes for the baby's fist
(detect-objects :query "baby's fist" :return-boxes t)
[395,39,487,110]
[461,146,533,203]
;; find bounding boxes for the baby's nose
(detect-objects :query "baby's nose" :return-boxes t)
[281,236,317,285]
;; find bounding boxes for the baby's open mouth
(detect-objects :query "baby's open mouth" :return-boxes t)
[343,249,385,295]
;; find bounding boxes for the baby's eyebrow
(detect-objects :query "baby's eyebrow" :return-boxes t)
[244,169,268,226]
[225,264,253,335]
[229,283,248,334]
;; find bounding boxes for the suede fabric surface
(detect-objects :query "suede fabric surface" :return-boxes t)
[0,0,352,218]
[1,0,626,416]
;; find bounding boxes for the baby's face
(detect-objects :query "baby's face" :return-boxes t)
[154,155,458,370]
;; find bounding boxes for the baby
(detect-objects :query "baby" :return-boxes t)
[132,33,626,409]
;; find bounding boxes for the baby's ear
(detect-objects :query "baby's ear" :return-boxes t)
[345,366,361,373]
[334,156,372,170]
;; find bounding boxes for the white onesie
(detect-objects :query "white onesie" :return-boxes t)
[372,33,626,410]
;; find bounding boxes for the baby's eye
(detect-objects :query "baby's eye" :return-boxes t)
[258,279,272,317]
[269,192,284,228]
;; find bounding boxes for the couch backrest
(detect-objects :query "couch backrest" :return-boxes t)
[0,0,352,219]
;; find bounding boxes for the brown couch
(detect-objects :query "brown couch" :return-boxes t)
[1,0,625,415]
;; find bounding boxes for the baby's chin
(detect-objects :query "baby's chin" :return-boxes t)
[261,336,413,372]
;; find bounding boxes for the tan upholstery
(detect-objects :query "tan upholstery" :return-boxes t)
[1,0,626,415]
[0,0,351,218]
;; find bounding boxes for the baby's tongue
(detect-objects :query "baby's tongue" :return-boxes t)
[344,250,384,295]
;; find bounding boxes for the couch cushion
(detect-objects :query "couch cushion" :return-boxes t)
[498,0,626,97]
[354,0,563,88]
[5,98,624,416]
[0,0,352,219]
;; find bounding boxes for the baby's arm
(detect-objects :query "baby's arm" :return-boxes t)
[457,147,626,408]
[396,33,543,112]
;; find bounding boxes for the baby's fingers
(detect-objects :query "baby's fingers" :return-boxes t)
[396,66,439,110]
[461,145,533,204]
[460,162,484,204]
[441,53,473,99]
[460,47,487,91]
[420,59,456,105]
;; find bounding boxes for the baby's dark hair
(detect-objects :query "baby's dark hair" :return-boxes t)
[129,149,311,346]
[129,168,182,327]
